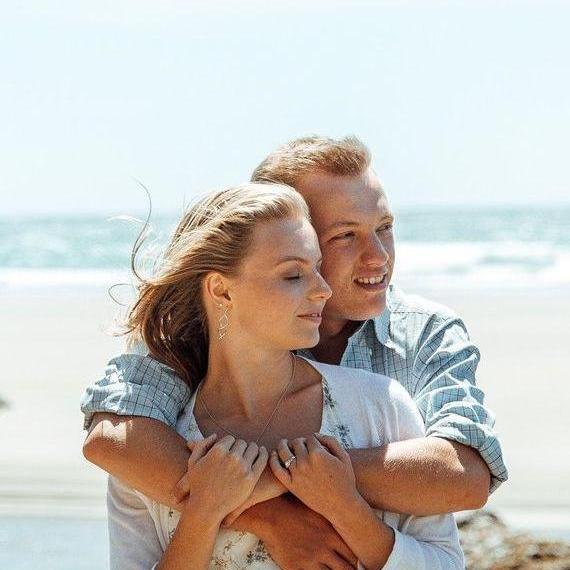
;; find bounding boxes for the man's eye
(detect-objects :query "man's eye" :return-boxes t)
[377,224,393,233]
[285,275,301,280]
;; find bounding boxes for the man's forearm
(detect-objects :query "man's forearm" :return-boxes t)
[349,437,490,516]
[83,413,189,508]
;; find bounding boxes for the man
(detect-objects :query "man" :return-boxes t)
[82,135,507,569]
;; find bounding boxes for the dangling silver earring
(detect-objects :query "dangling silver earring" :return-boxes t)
[217,303,229,340]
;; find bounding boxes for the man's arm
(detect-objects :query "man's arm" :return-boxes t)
[84,413,189,508]
[346,311,506,516]
[349,436,490,516]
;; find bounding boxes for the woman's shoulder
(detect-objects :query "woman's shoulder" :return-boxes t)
[304,357,409,402]
[304,357,425,440]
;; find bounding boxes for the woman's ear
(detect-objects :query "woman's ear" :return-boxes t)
[203,272,232,308]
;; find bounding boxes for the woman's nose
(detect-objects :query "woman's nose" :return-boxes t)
[312,272,332,300]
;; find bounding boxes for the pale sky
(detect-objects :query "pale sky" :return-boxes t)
[2,0,569,215]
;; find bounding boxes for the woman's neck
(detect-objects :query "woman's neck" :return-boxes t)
[199,344,296,421]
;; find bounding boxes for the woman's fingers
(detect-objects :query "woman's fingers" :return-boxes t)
[213,434,236,452]
[229,438,247,457]
[313,433,349,461]
[242,442,260,466]
[277,439,297,466]
[171,472,191,505]
[172,434,218,503]
[251,446,269,478]
[187,433,218,466]
[269,450,292,486]
[290,437,309,463]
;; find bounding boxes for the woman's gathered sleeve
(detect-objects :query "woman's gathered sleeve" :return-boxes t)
[362,375,465,569]
[381,512,464,570]
[107,475,164,570]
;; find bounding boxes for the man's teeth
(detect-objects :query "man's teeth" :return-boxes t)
[356,275,385,285]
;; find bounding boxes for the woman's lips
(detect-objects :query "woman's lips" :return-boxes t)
[298,314,322,323]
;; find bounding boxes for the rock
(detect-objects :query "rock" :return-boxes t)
[459,510,570,569]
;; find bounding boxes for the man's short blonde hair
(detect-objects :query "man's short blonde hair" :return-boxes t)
[251,135,371,187]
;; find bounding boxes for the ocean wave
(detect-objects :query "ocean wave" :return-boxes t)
[2,241,570,292]
[395,242,570,290]
[0,269,131,290]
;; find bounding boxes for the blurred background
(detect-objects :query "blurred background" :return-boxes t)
[1,0,569,568]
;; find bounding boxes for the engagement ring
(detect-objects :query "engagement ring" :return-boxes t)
[284,455,296,470]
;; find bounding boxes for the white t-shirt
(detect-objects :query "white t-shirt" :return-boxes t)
[107,356,464,569]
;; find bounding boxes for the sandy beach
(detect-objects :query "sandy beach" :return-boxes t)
[1,285,569,534]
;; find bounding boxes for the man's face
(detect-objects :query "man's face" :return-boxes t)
[295,168,395,326]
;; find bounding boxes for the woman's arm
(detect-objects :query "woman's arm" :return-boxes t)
[156,497,222,570]
[108,434,268,570]
[320,491,464,570]
[270,434,464,569]
[270,433,395,568]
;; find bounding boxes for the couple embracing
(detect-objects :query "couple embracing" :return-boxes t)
[81,135,507,569]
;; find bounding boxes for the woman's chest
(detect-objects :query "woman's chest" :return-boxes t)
[192,381,325,450]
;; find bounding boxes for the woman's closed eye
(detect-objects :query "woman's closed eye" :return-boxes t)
[332,231,355,240]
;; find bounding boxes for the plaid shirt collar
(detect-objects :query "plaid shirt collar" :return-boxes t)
[347,285,398,350]
[299,285,400,362]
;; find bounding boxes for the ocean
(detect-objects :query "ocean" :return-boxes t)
[1,206,569,292]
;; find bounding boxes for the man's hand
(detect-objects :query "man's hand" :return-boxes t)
[231,495,358,570]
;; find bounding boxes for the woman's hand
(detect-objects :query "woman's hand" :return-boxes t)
[182,433,269,522]
[222,466,288,527]
[269,433,360,521]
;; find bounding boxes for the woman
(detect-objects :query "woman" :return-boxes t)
[108,182,464,569]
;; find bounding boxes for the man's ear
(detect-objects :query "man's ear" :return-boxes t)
[203,272,232,307]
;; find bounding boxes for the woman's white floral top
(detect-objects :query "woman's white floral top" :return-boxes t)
[107,357,464,569]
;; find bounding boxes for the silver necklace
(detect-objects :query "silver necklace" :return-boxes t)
[197,352,297,445]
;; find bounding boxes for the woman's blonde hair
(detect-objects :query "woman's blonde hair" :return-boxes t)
[124,183,310,391]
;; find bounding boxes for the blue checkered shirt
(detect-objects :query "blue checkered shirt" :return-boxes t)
[81,284,507,492]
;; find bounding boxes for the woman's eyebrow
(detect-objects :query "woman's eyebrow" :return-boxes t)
[276,255,322,266]
[326,221,359,231]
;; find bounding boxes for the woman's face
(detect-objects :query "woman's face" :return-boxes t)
[227,215,332,351]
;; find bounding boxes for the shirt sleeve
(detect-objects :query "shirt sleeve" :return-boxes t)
[411,315,508,492]
[107,476,163,570]
[80,353,191,430]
